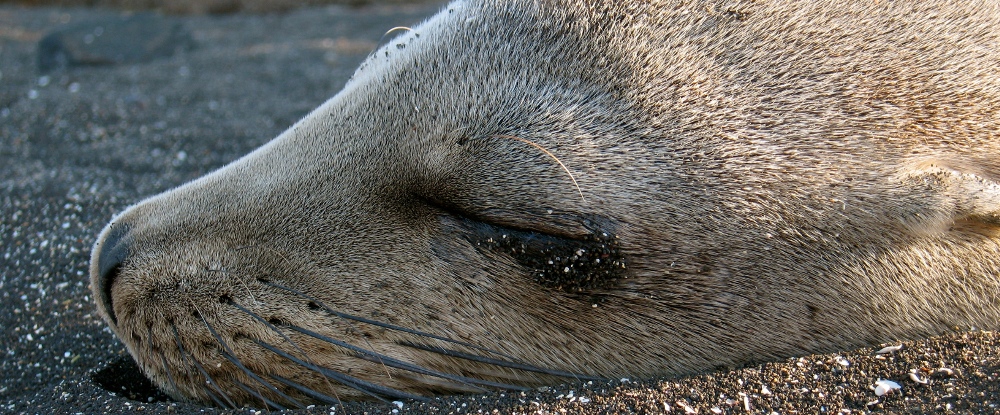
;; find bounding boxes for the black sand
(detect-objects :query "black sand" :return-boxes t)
[1,4,998,415]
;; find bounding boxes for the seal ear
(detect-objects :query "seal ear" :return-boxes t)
[899,158,1000,234]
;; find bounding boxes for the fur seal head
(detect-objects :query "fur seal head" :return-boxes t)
[89,0,1000,408]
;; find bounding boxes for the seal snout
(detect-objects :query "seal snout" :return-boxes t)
[92,223,132,326]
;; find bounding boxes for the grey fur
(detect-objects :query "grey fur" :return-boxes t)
[90,0,1000,407]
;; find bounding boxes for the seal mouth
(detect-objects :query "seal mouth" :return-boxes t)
[201,279,600,407]
[109,271,602,409]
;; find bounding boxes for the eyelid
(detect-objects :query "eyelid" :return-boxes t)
[472,208,597,240]
[419,194,616,241]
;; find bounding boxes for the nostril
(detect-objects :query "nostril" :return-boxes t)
[95,224,132,326]
[101,265,123,325]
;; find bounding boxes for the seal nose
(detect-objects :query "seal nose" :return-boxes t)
[94,224,132,326]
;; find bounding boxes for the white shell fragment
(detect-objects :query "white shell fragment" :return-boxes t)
[909,371,929,384]
[875,344,903,354]
[873,379,901,396]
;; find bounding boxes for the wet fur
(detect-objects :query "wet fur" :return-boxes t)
[90,0,1000,408]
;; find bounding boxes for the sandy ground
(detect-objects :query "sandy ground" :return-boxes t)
[1,4,999,415]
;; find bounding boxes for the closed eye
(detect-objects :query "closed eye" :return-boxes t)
[429,200,627,292]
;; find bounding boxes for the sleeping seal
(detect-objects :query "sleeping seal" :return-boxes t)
[89,0,1000,408]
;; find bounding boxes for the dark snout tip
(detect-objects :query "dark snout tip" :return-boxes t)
[94,223,132,326]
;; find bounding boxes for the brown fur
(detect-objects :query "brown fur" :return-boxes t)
[90,0,1000,408]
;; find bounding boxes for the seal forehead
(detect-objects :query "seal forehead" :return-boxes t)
[343,0,472,94]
